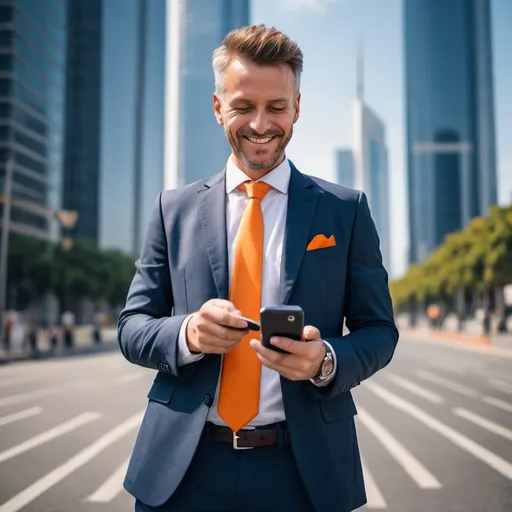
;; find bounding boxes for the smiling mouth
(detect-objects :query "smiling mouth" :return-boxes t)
[243,135,276,145]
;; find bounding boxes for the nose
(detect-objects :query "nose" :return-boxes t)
[249,109,271,135]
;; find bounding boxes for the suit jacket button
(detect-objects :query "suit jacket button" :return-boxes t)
[203,394,214,407]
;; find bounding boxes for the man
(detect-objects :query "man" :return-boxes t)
[118,24,398,512]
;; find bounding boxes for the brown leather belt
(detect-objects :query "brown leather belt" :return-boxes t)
[205,422,289,450]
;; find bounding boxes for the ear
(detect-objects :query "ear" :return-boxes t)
[293,93,301,124]
[213,93,224,126]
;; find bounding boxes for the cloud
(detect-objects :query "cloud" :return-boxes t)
[279,0,339,13]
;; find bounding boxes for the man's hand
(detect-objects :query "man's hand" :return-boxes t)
[250,326,326,381]
[186,299,249,354]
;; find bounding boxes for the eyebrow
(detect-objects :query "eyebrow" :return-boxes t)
[230,97,290,104]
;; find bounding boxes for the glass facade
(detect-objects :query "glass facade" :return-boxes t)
[335,149,355,189]
[62,0,102,244]
[165,0,250,188]
[99,0,165,256]
[0,0,67,241]
[405,0,497,264]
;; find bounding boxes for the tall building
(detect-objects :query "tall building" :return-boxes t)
[353,99,390,274]
[335,149,355,189]
[351,47,391,274]
[99,0,165,256]
[62,0,102,244]
[164,0,250,190]
[405,0,497,264]
[0,0,68,242]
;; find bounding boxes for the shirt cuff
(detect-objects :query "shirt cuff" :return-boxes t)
[177,314,205,366]
[310,340,337,387]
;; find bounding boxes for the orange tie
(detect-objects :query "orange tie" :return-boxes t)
[217,181,272,432]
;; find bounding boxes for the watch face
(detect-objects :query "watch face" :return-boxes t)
[322,359,334,377]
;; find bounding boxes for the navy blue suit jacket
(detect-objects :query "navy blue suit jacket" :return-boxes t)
[118,163,399,511]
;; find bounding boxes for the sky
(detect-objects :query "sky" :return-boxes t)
[251,0,512,278]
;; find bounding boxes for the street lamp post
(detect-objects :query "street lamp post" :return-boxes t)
[0,159,14,339]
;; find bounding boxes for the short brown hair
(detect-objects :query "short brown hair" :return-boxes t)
[212,24,303,94]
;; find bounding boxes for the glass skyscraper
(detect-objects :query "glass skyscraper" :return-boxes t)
[335,149,355,190]
[405,0,497,264]
[0,0,67,242]
[99,0,165,256]
[352,99,391,275]
[164,0,250,189]
[62,0,102,244]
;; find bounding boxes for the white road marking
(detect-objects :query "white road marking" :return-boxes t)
[0,412,101,464]
[454,408,512,442]
[0,411,144,512]
[360,457,387,509]
[482,396,512,413]
[85,457,130,503]
[0,407,42,427]
[416,371,479,398]
[489,379,512,395]
[365,381,512,481]
[385,374,444,404]
[357,407,441,489]
[0,381,93,408]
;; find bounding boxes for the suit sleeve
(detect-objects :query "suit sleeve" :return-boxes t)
[320,191,399,398]
[117,192,189,377]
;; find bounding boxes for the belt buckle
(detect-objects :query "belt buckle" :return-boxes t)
[233,428,255,450]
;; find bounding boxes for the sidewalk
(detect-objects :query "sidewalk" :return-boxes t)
[401,327,512,351]
[0,326,119,365]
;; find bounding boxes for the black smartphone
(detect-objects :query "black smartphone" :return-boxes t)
[260,306,304,353]
[230,316,260,332]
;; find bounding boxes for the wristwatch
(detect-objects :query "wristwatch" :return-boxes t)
[312,342,335,382]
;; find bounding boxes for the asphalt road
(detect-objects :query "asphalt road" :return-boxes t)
[0,334,511,511]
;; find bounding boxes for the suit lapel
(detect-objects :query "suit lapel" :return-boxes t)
[197,170,229,300]
[280,163,319,304]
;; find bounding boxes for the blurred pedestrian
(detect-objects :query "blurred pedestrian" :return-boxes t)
[2,312,13,353]
[119,25,398,512]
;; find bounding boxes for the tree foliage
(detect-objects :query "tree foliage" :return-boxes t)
[391,206,512,311]
[6,235,136,310]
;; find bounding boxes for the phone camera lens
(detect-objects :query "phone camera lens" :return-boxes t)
[287,315,295,322]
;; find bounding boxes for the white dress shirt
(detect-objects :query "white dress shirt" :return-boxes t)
[177,156,336,427]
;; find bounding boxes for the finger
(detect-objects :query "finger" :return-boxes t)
[250,339,302,370]
[208,299,239,312]
[252,349,305,380]
[302,325,321,341]
[210,308,248,330]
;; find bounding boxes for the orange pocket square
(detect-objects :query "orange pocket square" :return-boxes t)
[306,234,336,251]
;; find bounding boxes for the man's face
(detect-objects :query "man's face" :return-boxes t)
[213,58,300,176]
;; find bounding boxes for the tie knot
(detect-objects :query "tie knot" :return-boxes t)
[241,181,272,201]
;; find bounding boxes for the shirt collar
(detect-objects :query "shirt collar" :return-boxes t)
[225,156,291,195]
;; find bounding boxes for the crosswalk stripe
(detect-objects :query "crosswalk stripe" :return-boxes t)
[416,371,479,398]
[385,374,444,404]
[360,457,386,509]
[0,381,92,408]
[489,379,512,395]
[0,411,144,512]
[454,408,512,442]
[0,407,42,427]
[0,386,63,408]
[365,382,512,481]
[0,412,101,464]
[482,396,512,413]
[85,457,130,503]
[357,407,441,489]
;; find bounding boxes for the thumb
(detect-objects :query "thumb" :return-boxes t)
[303,325,321,341]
